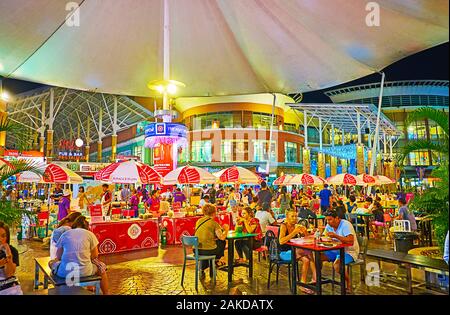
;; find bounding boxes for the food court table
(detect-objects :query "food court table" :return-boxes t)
[90,218,159,254]
[288,240,351,295]
[223,231,257,283]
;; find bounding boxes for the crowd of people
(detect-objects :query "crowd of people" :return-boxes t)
[1,177,435,296]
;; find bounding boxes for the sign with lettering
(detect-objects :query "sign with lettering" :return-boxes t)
[145,123,187,138]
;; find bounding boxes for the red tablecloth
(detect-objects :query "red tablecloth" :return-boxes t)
[161,216,203,245]
[90,218,159,254]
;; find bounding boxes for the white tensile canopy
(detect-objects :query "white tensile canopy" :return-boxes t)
[0,0,448,97]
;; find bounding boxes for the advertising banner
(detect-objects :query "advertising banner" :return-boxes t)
[153,143,174,177]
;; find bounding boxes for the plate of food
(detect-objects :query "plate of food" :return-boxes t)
[318,241,335,247]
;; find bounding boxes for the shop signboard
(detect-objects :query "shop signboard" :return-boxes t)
[144,122,187,138]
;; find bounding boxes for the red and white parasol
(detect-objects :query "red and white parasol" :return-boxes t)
[288,173,326,186]
[162,165,216,185]
[356,174,378,185]
[326,173,364,186]
[374,175,396,185]
[213,166,262,184]
[273,174,294,186]
[94,160,161,184]
[17,163,83,184]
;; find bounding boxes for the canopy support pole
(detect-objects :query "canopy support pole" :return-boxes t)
[266,93,276,175]
[368,72,385,194]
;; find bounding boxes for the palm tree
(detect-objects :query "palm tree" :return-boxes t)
[397,107,448,163]
[397,107,449,252]
[1,118,44,227]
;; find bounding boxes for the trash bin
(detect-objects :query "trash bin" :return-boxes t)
[393,232,416,253]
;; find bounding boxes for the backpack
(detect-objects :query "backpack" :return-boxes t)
[265,230,279,261]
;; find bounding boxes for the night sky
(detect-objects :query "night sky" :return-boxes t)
[1,42,448,101]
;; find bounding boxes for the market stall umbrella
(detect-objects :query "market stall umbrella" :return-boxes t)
[94,160,161,184]
[162,165,216,185]
[326,173,364,186]
[213,166,262,184]
[17,163,83,184]
[288,173,326,186]
[273,174,294,186]
[356,174,378,185]
[374,175,396,185]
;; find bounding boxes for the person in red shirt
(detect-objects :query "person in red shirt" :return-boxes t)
[234,207,263,264]
[145,190,160,217]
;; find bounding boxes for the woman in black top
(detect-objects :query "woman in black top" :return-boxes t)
[370,202,385,239]
[279,211,316,293]
[0,221,22,295]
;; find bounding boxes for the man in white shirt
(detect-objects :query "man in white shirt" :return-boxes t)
[255,202,276,233]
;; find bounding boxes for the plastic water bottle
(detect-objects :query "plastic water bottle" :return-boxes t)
[314,229,321,244]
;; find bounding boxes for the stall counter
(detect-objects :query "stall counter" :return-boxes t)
[90,218,159,254]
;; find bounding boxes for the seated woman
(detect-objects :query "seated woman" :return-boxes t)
[235,207,263,264]
[279,211,317,294]
[194,204,229,279]
[49,216,109,295]
[50,212,82,259]
[0,222,23,295]
[297,200,317,220]
[370,202,385,239]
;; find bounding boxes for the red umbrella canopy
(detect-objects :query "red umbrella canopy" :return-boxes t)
[214,166,262,184]
[326,173,364,186]
[162,165,216,185]
[273,174,293,186]
[288,173,326,185]
[94,160,161,184]
[356,174,377,184]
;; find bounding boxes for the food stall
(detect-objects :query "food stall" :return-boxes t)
[90,160,163,253]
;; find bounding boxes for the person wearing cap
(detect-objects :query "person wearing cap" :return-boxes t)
[57,189,72,221]
[297,199,317,220]
[321,210,359,292]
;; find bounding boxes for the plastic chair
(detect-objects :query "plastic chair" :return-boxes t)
[393,220,411,232]
[266,225,280,237]
[180,236,216,291]
[265,230,299,289]
[345,213,366,236]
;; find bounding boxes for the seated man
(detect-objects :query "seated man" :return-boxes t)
[321,211,360,292]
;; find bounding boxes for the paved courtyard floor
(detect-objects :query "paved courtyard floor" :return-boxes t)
[13,237,445,295]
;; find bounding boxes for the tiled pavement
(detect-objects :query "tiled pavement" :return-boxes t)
[14,238,445,295]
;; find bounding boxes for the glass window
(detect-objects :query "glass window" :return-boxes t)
[191,140,212,162]
[285,142,297,163]
[133,146,143,160]
[252,113,277,129]
[307,127,320,143]
[221,140,248,162]
[284,123,298,133]
[409,150,430,166]
[192,112,233,130]
[253,140,276,162]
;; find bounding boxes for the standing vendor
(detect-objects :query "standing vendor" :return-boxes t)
[145,190,160,217]
[173,187,186,206]
[57,190,72,221]
[129,189,140,218]
[101,184,112,217]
